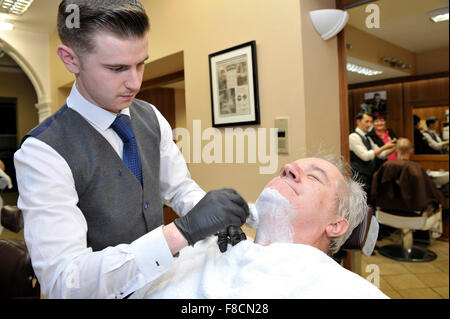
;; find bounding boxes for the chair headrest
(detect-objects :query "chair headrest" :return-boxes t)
[341,206,376,252]
[1,206,24,233]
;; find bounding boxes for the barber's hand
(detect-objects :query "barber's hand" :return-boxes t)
[174,188,249,246]
[384,141,396,149]
[217,225,247,253]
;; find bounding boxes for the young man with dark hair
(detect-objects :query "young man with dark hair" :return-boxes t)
[422,116,449,154]
[14,0,248,298]
[349,112,395,202]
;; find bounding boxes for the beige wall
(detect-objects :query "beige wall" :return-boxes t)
[49,30,75,113]
[300,0,341,157]
[416,47,449,75]
[345,25,416,75]
[0,71,39,143]
[48,0,342,202]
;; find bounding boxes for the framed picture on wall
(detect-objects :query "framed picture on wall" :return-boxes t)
[209,41,260,127]
[362,90,387,116]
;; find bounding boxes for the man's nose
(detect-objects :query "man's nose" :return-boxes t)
[126,68,142,91]
[280,163,302,182]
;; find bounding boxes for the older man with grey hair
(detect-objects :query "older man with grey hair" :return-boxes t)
[131,155,387,299]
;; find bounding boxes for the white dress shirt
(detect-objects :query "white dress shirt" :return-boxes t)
[423,129,445,151]
[14,84,206,299]
[349,127,387,161]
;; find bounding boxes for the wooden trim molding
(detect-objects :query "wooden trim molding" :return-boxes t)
[140,70,184,90]
[348,71,449,90]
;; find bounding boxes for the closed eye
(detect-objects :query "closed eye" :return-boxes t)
[108,66,126,72]
[308,174,322,183]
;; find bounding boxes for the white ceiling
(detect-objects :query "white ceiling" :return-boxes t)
[0,0,448,86]
[2,0,448,50]
[347,0,449,53]
[0,0,59,33]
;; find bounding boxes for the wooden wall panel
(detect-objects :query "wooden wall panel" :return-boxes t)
[136,87,176,128]
[348,75,449,147]
[403,77,449,106]
[348,83,403,136]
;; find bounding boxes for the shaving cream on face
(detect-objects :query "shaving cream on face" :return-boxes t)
[254,188,298,245]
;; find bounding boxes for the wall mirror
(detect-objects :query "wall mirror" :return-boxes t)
[343,0,449,157]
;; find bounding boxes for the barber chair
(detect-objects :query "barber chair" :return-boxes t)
[332,206,379,272]
[0,205,40,299]
[371,161,443,262]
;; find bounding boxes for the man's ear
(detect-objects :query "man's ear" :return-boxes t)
[56,44,81,74]
[325,218,349,238]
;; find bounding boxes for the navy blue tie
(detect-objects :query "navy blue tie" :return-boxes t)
[111,114,143,185]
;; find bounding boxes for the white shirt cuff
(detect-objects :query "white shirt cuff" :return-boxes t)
[130,225,174,282]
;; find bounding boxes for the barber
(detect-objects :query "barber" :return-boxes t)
[14,0,248,299]
[349,112,395,203]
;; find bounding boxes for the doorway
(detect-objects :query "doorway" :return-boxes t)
[0,97,18,192]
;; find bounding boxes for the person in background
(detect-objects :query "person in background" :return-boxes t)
[422,116,449,154]
[413,114,426,154]
[372,138,446,212]
[349,112,396,203]
[367,113,397,170]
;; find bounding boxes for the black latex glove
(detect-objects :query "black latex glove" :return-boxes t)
[174,188,249,246]
[217,225,247,253]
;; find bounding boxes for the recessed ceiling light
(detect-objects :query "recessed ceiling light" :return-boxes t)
[0,0,34,16]
[428,7,449,23]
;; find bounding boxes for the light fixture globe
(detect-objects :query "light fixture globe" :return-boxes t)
[309,9,349,41]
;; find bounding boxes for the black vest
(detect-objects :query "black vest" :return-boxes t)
[350,132,377,177]
[422,131,441,154]
[23,99,163,251]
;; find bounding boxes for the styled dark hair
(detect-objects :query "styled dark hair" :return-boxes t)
[57,0,149,54]
[413,114,421,126]
[373,112,385,120]
[355,112,373,121]
[426,116,438,127]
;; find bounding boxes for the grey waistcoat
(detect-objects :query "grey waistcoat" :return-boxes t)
[24,99,163,251]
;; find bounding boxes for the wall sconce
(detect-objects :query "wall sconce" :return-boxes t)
[309,9,349,41]
[380,56,411,69]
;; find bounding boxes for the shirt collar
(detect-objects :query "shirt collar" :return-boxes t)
[355,127,367,136]
[66,82,131,131]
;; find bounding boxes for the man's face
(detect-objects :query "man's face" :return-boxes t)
[357,114,373,133]
[430,120,438,130]
[75,32,149,113]
[263,158,343,246]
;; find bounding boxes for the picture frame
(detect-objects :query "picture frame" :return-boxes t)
[361,90,387,116]
[209,41,260,127]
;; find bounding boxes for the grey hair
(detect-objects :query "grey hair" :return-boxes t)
[318,154,368,255]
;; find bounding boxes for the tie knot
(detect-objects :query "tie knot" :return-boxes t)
[111,114,134,142]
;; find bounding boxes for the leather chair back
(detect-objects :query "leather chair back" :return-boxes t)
[0,206,40,299]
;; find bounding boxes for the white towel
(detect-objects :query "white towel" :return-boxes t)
[132,237,388,299]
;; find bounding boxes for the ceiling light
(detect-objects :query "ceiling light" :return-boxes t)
[428,7,449,23]
[347,62,383,76]
[0,0,34,16]
[0,20,13,30]
[380,56,411,69]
